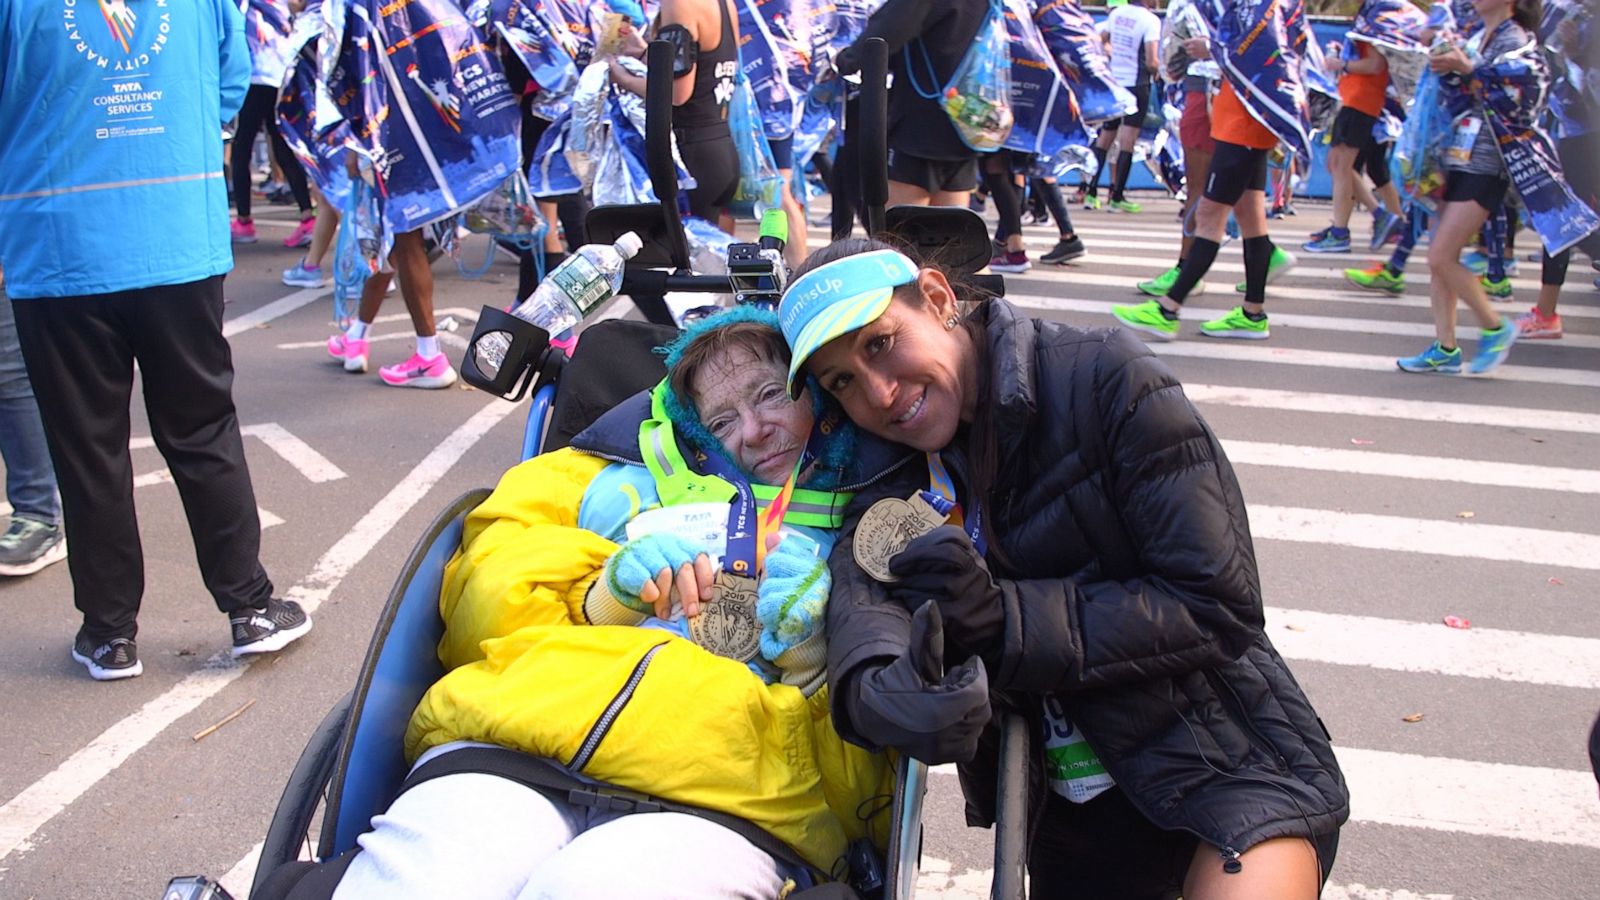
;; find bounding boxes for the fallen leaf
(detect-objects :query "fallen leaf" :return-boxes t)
[1402,713,1425,723]
[1285,624,1307,632]
[1548,576,1564,586]
[1457,511,1475,519]
[1350,438,1375,446]
[1442,615,1471,629]
[1531,438,1545,443]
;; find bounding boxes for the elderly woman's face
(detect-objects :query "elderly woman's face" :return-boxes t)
[691,346,815,484]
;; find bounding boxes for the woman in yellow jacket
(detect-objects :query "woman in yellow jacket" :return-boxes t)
[330,309,906,899]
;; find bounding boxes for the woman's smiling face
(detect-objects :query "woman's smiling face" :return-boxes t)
[803,272,977,453]
[691,346,816,484]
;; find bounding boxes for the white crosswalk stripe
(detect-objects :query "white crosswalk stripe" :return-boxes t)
[893,197,1599,899]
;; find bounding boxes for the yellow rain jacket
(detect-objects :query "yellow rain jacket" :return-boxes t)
[404,447,896,876]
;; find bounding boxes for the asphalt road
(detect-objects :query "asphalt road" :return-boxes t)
[1,195,1596,900]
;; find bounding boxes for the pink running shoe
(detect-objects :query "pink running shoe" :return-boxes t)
[231,219,258,244]
[327,334,370,373]
[1515,307,1563,339]
[379,352,457,389]
[284,218,316,249]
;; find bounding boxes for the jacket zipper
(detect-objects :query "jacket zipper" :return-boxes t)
[569,447,635,466]
[568,642,667,772]
[1206,669,1291,772]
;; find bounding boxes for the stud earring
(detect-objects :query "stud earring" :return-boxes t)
[945,315,959,330]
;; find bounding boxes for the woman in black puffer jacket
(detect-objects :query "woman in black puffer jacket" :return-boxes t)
[775,237,1349,899]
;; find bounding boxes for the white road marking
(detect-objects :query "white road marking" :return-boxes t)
[1186,384,1600,436]
[1266,607,1600,689]
[1339,747,1600,848]
[1008,293,1600,351]
[1001,269,1600,320]
[1223,440,1600,494]
[277,331,468,352]
[0,398,519,866]
[1249,505,1600,571]
[219,841,265,899]
[914,855,1454,900]
[1154,341,1600,389]
[222,288,329,338]
[131,423,346,484]
[933,744,1600,848]
[240,425,346,483]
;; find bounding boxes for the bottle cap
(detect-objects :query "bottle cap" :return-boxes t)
[615,231,644,259]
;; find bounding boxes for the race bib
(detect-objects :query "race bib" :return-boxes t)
[625,503,729,564]
[1041,695,1115,804]
[1446,115,1482,165]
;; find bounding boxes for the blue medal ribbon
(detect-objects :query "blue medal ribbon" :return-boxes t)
[925,453,986,556]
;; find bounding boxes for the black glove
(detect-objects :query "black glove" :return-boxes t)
[887,526,1005,666]
[850,601,992,765]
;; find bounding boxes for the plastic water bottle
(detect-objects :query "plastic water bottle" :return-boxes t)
[475,231,643,371]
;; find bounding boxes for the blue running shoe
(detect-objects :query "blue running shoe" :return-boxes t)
[1302,227,1352,254]
[1370,209,1403,251]
[1469,321,1518,374]
[1397,342,1463,374]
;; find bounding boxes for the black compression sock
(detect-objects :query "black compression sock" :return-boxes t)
[1111,154,1133,202]
[1168,238,1220,304]
[1088,147,1108,196]
[1242,236,1273,306]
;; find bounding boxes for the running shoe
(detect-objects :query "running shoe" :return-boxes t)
[1108,199,1143,214]
[230,219,258,244]
[1344,262,1405,295]
[326,334,370,373]
[1111,300,1181,341]
[1480,275,1513,300]
[988,250,1032,274]
[1083,194,1103,210]
[968,195,988,214]
[1040,235,1086,265]
[1200,307,1270,340]
[1138,266,1181,297]
[0,516,66,577]
[231,597,313,657]
[1396,342,1463,374]
[1234,247,1297,293]
[283,258,328,289]
[284,218,316,249]
[1461,250,1519,276]
[1370,209,1403,251]
[1302,228,1351,254]
[1514,307,1563,339]
[72,631,142,681]
[380,352,458,389]
[1468,321,1518,375]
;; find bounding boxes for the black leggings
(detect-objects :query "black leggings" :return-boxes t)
[231,84,312,219]
[985,151,1023,243]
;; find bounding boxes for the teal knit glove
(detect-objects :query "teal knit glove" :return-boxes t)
[604,532,712,614]
[757,533,831,663]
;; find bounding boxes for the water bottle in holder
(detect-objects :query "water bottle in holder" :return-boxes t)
[472,230,644,376]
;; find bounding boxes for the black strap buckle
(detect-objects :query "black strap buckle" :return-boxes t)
[566,785,666,814]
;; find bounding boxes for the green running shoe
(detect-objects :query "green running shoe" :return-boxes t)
[1344,262,1405,294]
[1200,307,1270,340]
[1108,198,1143,213]
[1083,194,1103,210]
[1111,300,1180,341]
[1481,275,1513,299]
[1138,266,1181,297]
[1234,246,1297,292]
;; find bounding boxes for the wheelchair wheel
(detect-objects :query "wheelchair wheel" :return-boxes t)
[251,692,352,896]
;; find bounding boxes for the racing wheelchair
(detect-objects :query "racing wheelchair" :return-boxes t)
[169,38,1030,900]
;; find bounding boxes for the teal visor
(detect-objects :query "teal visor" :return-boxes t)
[778,249,920,397]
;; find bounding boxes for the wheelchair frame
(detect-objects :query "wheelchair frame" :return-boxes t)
[250,36,1030,900]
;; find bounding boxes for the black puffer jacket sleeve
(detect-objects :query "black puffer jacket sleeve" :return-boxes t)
[988,327,1265,694]
[823,463,927,748]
